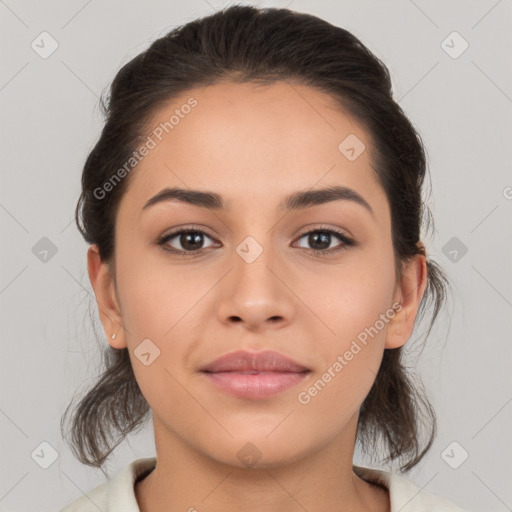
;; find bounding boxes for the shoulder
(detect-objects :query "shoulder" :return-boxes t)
[353,465,468,512]
[59,457,157,512]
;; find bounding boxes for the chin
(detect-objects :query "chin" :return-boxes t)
[202,434,312,471]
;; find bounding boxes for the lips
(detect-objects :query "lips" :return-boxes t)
[199,350,310,399]
[200,350,309,373]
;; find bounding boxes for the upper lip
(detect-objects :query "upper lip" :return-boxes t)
[200,350,310,373]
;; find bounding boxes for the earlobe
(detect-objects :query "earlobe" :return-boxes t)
[87,244,127,349]
[384,252,428,350]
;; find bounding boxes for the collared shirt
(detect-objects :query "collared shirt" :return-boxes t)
[60,457,466,511]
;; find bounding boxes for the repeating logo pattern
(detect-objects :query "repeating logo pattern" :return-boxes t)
[1,2,510,511]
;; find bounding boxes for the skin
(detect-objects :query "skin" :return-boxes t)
[88,80,427,512]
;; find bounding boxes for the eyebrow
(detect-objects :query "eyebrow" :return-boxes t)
[141,185,374,217]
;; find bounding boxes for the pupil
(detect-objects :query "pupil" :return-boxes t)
[310,232,330,250]
[182,232,203,250]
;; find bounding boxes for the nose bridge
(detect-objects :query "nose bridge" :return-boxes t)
[232,229,279,292]
[230,208,279,269]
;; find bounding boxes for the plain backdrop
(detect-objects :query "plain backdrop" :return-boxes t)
[1,1,511,511]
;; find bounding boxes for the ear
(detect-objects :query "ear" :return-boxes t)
[384,246,428,350]
[87,244,127,349]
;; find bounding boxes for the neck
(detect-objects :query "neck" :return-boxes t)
[135,415,389,512]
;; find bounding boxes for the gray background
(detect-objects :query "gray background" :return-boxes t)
[1,0,511,511]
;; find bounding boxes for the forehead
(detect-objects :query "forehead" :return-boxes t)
[119,80,388,222]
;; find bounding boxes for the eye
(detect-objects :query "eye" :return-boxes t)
[294,226,354,256]
[157,227,218,256]
[156,225,355,257]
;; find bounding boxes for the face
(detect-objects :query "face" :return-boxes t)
[89,80,426,469]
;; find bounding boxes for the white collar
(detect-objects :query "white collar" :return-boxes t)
[61,457,465,511]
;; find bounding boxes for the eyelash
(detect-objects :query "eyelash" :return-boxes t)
[156,225,355,258]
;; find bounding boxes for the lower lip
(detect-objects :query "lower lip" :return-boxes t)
[201,371,309,399]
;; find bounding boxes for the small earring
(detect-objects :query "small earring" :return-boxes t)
[111,329,120,340]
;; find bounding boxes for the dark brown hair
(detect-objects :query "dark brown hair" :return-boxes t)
[61,4,451,474]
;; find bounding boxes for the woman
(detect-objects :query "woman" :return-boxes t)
[60,5,465,511]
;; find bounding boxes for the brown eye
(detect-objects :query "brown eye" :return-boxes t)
[156,225,354,258]
[157,228,217,255]
[295,227,354,255]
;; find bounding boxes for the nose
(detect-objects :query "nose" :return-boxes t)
[216,236,295,332]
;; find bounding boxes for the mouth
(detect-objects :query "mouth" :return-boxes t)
[199,350,311,399]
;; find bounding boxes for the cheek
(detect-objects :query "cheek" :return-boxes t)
[114,247,209,394]
[305,253,396,346]
[115,241,198,338]
[117,267,201,418]
[299,252,395,405]
[295,270,394,430]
